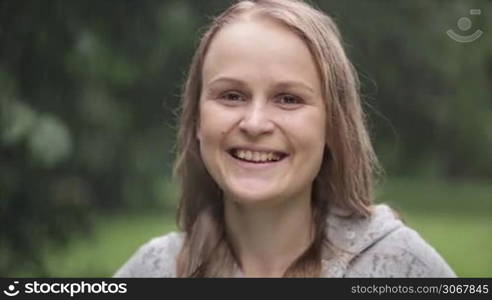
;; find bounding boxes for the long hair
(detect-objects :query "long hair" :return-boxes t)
[173,0,380,277]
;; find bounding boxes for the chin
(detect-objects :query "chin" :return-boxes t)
[224,186,284,206]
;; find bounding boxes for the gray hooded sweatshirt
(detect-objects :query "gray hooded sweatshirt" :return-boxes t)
[113,204,456,277]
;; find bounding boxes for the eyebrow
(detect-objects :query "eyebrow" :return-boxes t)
[205,76,316,94]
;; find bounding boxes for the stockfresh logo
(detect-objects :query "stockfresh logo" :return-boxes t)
[3,281,20,297]
[446,9,483,43]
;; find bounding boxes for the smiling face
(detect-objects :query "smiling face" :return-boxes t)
[197,16,327,206]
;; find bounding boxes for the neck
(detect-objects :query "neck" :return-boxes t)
[224,190,314,277]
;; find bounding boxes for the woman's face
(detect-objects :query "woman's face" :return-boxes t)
[198,17,326,206]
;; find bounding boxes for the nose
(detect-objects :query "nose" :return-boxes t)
[238,101,274,137]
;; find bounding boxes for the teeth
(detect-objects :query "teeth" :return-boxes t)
[245,151,252,161]
[233,149,283,163]
[254,152,260,161]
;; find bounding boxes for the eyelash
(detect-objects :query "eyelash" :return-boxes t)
[217,91,303,106]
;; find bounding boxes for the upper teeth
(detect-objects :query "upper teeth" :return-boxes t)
[234,149,282,162]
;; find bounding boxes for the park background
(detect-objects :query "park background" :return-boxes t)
[1,0,491,277]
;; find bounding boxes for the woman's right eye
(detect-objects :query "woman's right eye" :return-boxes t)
[218,91,245,102]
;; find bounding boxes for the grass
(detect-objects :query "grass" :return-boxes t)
[402,212,491,277]
[13,177,492,277]
[376,177,492,217]
[38,212,176,277]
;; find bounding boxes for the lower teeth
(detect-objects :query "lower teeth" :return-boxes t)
[229,152,281,163]
[238,157,278,163]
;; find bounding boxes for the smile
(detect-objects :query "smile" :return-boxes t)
[228,148,289,164]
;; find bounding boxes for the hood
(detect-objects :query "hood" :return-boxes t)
[322,204,404,277]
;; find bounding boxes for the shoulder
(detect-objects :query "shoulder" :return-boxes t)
[327,204,404,255]
[113,231,184,278]
[345,225,456,277]
[325,204,456,277]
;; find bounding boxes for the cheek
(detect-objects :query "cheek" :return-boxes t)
[298,112,326,176]
[198,102,236,147]
[282,110,326,151]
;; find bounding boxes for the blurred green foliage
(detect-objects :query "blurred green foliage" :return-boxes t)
[1,0,491,276]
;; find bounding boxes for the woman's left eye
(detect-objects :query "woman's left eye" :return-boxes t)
[277,94,302,105]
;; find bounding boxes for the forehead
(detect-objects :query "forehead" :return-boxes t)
[202,17,320,88]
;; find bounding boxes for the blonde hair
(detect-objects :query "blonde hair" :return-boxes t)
[173,0,380,277]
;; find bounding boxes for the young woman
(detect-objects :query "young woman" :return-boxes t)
[114,0,455,277]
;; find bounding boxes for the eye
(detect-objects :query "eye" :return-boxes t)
[277,94,302,106]
[219,91,245,102]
